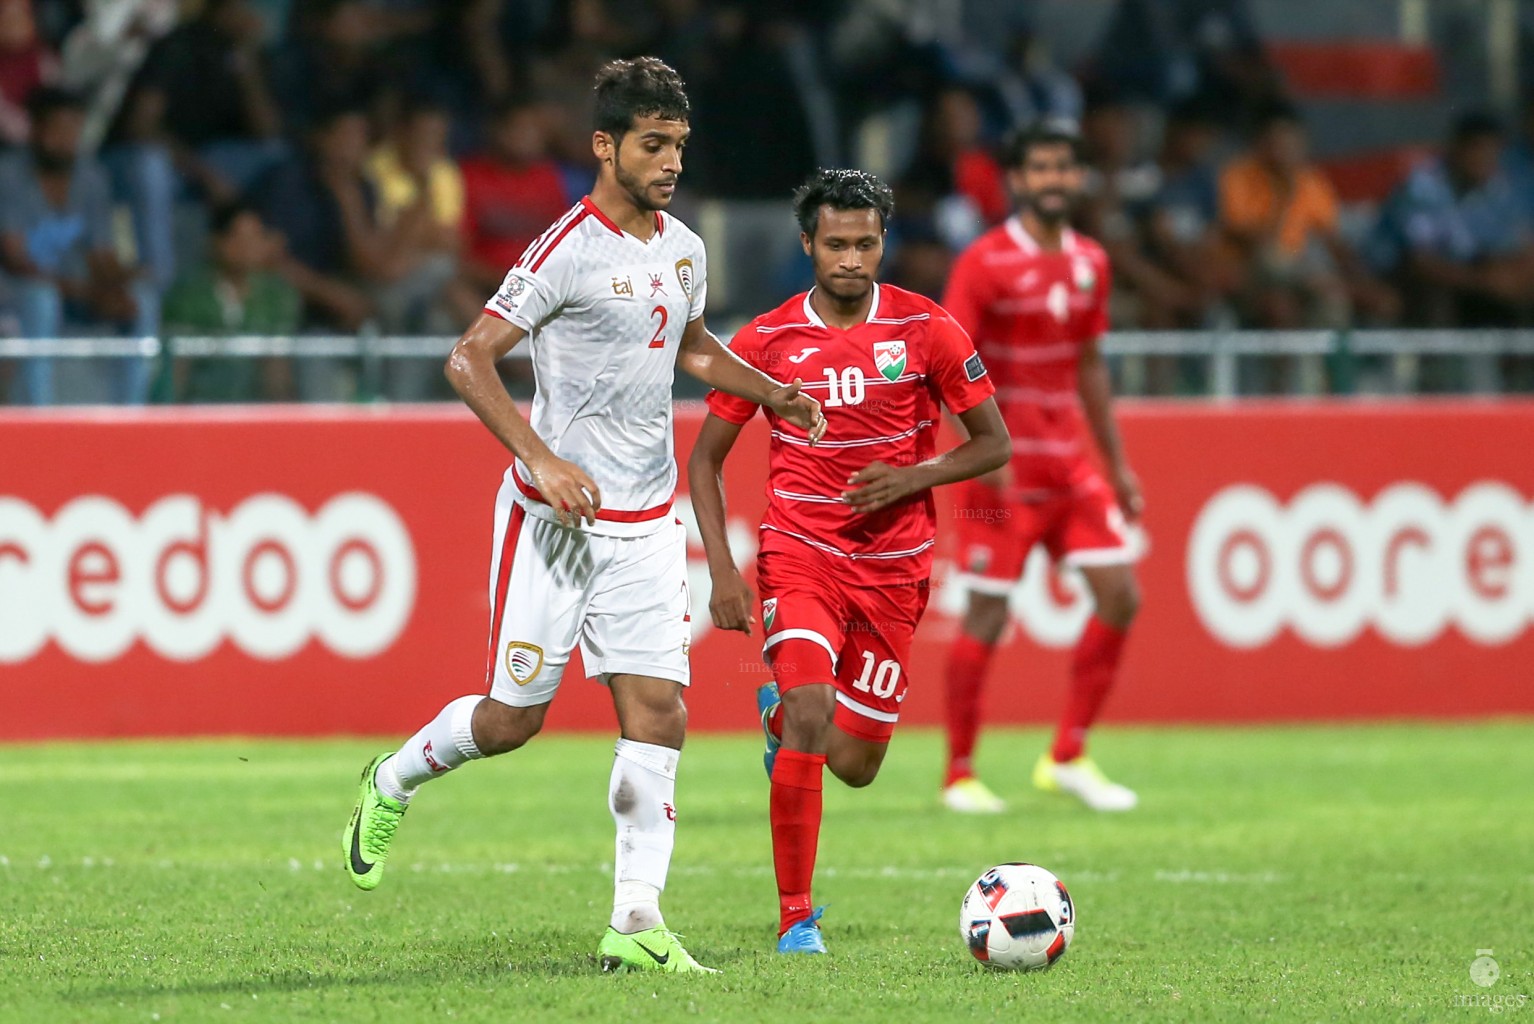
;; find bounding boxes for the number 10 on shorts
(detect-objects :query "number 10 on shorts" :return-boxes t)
[852,651,901,698]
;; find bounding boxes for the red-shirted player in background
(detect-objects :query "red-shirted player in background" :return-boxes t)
[940,123,1145,816]
[688,169,1009,955]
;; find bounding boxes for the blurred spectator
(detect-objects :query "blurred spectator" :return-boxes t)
[270,0,392,134]
[1077,92,1204,331]
[0,0,58,147]
[128,0,286,196]
[106,0,289,296]
[365,94,461,359]
[1136,100,1223,327]
[897,88,1005,250]
[886,228,953,301]
[367,97,461,254]
[952,9,1082,129]
[522,0,655,168]
[0,86,157,405]
[1088,0,1283,129]
[681,5,822,199]
[56,0,178,151]
[1218,101,1393,329]
[452,98,572,320]
[162,202,300,401]
[248,106,379,337]
[1371,112,1534,327]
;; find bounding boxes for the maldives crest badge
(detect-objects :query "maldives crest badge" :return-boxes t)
[872,340,907,382]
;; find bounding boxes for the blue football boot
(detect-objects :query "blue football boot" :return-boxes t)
[776,906,827,954]
[757,681,782,778]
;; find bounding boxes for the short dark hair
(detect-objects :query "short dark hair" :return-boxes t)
[792,168,895,238]
[400,94,450,123]
[489,96,541,123]
[310,104,369,135]
[1253,98,1303,133]
[210,202,260,237]
[1002,120,1083,169]
[593,57,689,138]
[1451,110,1504,144]
[26,86,85,125]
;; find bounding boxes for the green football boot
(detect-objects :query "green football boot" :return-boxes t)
[598,926,719,973]
[342,753,408,890]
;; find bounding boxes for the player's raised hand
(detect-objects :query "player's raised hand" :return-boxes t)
[527,454,602,527]
[766,378,827,446]
[842,461,919,514]
[708,567,756,635]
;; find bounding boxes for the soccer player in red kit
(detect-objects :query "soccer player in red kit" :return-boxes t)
[940,123,1145,815]
[688,169,1010,954]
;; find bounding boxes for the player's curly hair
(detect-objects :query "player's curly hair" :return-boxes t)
[791,169,896,239]
[1001,120,1083,169]
[593,57,690,139]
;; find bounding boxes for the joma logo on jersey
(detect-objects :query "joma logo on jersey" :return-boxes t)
[872,340,907,382]
[674,258,694,297]
[504,641,544,684]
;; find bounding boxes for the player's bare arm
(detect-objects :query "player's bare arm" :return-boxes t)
[686,413,755,634]
[843,398,1010,514]
[676,316,826,444]
[1077,338,1143,520]
[445,313,603,527]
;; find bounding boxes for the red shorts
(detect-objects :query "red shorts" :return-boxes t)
[756,547,931,744]
[955,475,1138,593]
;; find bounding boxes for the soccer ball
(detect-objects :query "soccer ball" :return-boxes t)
[960,863,1075,970]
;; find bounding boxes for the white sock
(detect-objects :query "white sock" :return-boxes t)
[379,695,485,802]
[608,738,679,933]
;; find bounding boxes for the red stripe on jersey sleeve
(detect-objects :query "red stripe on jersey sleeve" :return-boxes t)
[529,211,588,272]
[514,204,581,269]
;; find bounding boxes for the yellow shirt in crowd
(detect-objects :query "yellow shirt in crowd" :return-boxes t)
[367,147,466,229]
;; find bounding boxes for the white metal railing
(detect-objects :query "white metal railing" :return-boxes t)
[3,330,1534,399]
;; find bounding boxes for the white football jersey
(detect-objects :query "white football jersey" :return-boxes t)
[485,197,707,537]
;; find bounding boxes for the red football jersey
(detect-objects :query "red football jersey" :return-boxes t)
[707,283,994,586]
[942,218,1111,496]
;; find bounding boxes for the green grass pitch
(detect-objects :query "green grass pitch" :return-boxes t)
[2,722,1529,1022]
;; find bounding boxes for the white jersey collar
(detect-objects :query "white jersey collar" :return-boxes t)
[803,282,881,328]
[1005,216,1076,255]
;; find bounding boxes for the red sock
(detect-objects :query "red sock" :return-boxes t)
[770,748,825,936]
[944,633,996,786]
[1052,617,1129,763]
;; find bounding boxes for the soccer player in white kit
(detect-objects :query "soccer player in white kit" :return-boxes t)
[342,58,825,973]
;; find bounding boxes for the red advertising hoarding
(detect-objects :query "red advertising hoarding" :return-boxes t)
[2,401,1530,740]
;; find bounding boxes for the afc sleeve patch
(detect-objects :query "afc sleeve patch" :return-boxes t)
[490,270,534,316]
[964,352,987,382]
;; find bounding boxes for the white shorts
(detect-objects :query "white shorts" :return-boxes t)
[484,480,691,707]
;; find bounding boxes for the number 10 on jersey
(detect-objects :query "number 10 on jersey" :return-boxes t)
[822,366,866,407]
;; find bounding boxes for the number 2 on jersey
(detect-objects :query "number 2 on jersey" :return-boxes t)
[648,305,668,349]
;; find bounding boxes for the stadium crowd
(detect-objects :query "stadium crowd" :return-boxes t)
[3,0,1534,403]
